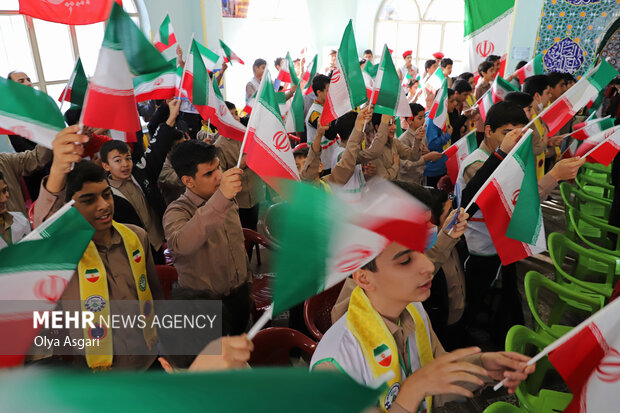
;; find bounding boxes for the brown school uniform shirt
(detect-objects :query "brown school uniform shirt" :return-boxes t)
[33,180,163,370]
[474,82,491,132]
[398,127,428,185]
[109,176,165,251]
[158,158,185,206]
[163,188,251,296]
[0,144,51,213]
[214,134,264,209]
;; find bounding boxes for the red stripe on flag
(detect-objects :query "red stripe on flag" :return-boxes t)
[209,117,245,142]
[587,140,620,166]
[477,179,532,265]
[320,95,337,126]
[244,129,299,192]
[135,86,176,103]
[429,101,439,119]
[82,87,141,133]
[446,155,460,186]
[540,98,574,137]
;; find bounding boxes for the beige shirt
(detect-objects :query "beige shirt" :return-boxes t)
[158,158,185,206]
[32,182,163,370]
[474,82,491,132]
[0,144,52,213]
[214,134,264,209]
[163,188,251,295]
[398,127,428,185]
[109,176,164,251]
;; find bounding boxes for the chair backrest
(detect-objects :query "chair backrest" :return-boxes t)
[303,280,345,341]
[579,162,612,183]
[560,182,612,222]
[548,232,619,298]
[242,228,273,257]
[155,265,179,300]
[260,202,286,246]
[575,174,614,200]
[568,208,620,257]
[249,327,317,367]
[524,271,604,340]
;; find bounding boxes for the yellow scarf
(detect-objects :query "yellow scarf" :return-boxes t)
[465,94,476,132]
[532,107,548,181]
[77,221,156,370]
[346,287,433,412]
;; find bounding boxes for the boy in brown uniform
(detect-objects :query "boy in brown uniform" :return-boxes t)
[33,126,163,370]
[163,140,251,334]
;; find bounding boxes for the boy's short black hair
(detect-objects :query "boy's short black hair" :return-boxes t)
[225,101,236,111]
[447,88,455,98]
[312,74,331,93]
[64,107,81,126]
[486,54,501,63]
[547,71,566,88]
[504,91,534,109]
[457,72,474,81]
[563,73,577,84]
[485,101,529,131]
[334,111,358,142]
[428,188,449,226]
[453,79,472,93]
[274,57,283,68]
[523,74,549,97]
[478,61,494,75]
[441,58,453,68]
[293,146,309,159]
[100,140,130,164]
[253,58,267,69]
[425,59,436,71]
[409,103,425,118]
[363,49,373,56]
[371,112,382,129]
[515,60,528,71]
[65,160,108,202]
[170,140,218,179]
[0,170,4,181]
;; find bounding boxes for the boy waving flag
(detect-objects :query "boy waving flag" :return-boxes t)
[276,52,299,85]
[372,44,412,118]
[320,20,367,126]
[428,79,449,131]
[514,54,544,84]
[153,14,177,52]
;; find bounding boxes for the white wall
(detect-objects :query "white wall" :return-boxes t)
[505,0,544,75]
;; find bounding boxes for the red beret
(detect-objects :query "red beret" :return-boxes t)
[402,50,412,58]
[432,52,444,59]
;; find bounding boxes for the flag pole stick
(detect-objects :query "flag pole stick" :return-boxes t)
[176,34,194,100]
[247,306,273,339]
[362,45,386,131]
[236,68,268,168]
[206,119,210,139]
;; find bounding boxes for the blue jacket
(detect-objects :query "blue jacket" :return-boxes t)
[424,112,451,177]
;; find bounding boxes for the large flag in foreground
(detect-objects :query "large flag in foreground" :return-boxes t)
[320,20,367,126]
[445,131,478,185]
[243,71,300,191]
[469,131,546,265]
[0,368,381,412]
[153,14,177,53]
[575,125,620,166]
[81,3,174,137]
[539,60,618,137]
[464,0,514,72]
[58,58,88,108]
[0,206,94,368]
[0,76,66,149]
[372,45,412,118]
[19,0,122,25]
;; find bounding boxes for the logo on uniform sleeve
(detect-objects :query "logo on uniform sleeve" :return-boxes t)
[373,343,393,367]
[132,249,142,263]
[138,274,147,292]
[84,295,106,313]
[84,269,100,283]
[384,382,401,410]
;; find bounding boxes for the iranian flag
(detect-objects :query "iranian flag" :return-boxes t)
[320,20,367,126]
[195,40,224,73]
[490,75,518,103]
[285,86,305,133]
[133,66,177,102]
[58,58,88,108]
[153,14,177,52]
[302,54,318,95]
[19,0,122,25]
[464,0,514,72]
[0,206,94,368]
[539,60,619,137]
[425,66,445,93]
[0,76,66,149]
[575,125,620,166]
[82,3,173,137]
[206,76,246,141]
[243,91,256,115]
[445,131,478,185]
[515,54,544,83]
[478,89,494,123]
[372,45,412,118]
[362,60,379,103]
[242,70,300,192]
[219,39,244,65]
[470,130,546,265]
[276,52,299,86]
[571,116,616,141]
[429,79,449,131]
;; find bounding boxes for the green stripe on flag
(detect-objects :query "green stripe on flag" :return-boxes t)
[272,182,341,315]
[104,3,172,75]
[506,134,541,244]
[285,52,299,85]
[587,60,619,93]
[363,60,378,77]
[159,15,170,45]
[290,86,305,133]
[258,71,283,120]
[339,20,367,108]
[70,58,88,107]
[464,0,514,38]
[374,44,401,116]
[464,130,478,152]
[190,41,209,106]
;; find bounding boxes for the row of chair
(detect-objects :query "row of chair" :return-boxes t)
[485,163,618,412]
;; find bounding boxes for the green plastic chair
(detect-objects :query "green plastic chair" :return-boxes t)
[505,325,572,413]
[559,182,611,222]
[579,162,612,184]
[568,208,620,257]
[524,271,605,341]
[548,232,620,299]
[484,402,526,413]
[575,173,615,200]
